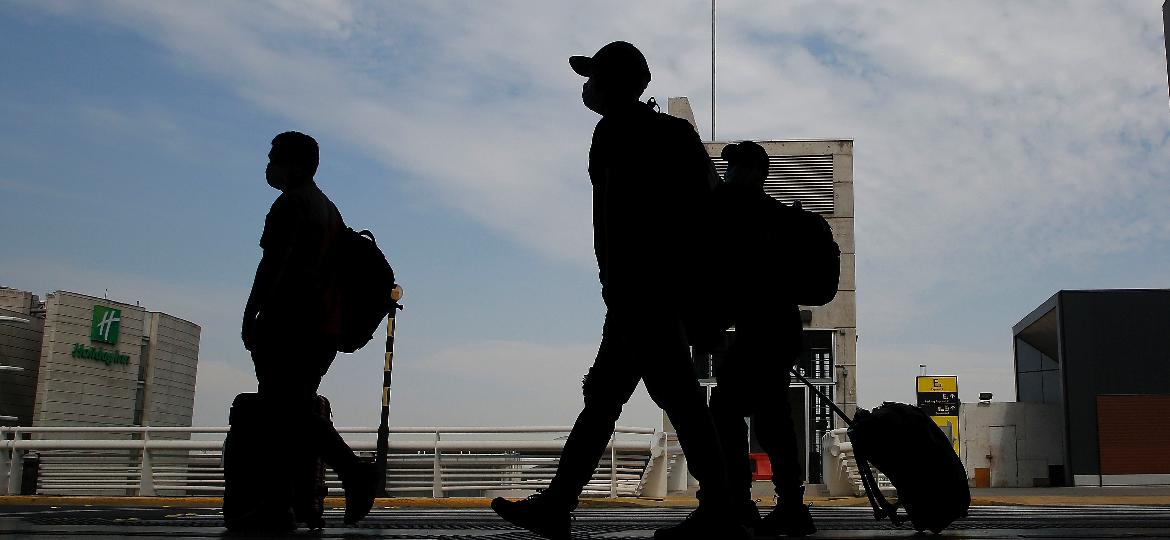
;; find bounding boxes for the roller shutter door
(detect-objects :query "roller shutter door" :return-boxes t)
[1096,395,1170,475]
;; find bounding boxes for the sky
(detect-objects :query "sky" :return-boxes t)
[2,1,1168,430]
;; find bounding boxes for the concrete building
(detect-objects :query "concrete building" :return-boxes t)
[667,98,857,484]
[1011,289,1170,487]
[0,289,46,426]
[959,401,1064,488]
[0,287,200,431]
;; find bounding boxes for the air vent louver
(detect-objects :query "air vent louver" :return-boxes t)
[712,154,835,214]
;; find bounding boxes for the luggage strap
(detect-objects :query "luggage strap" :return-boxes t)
[789,367,904,525]
[789,367,853,427]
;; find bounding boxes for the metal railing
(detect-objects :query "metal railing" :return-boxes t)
[821,428,894,497]
[2,425,675,499]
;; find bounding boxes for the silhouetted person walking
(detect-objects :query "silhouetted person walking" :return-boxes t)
[709,141,816,537]
[490,41,746,540]
[232,131,375,529]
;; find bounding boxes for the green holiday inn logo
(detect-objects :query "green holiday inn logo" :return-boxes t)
[90,305,121,344]
[72,305,129,367]
[71,343,129,366]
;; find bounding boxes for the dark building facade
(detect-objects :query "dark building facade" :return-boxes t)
[1013,289,1170,486]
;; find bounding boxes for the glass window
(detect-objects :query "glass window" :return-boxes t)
[1017,339,1042,371]
[1042,369,1062,404]
[1017,370,1043,403]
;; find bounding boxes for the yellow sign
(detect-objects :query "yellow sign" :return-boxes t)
[931,415,961,454]
[917,376,958,393]
[916,375,960,454]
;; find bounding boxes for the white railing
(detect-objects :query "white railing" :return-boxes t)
[1,425,675,499]
[821,428,895,497]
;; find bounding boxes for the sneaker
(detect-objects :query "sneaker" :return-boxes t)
[654,505,751,540]
[294,511,326,530]
[491,492,573,540]
[737,499,761,528]
[341,460,377,525]
[756,502,816,537]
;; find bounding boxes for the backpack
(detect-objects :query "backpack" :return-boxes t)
[849,402,971,534]
[332,228,396,353]
[777,200,840,306]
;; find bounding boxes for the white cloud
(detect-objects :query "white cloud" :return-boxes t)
[11,1,1170,427]
[73,0,1167,327]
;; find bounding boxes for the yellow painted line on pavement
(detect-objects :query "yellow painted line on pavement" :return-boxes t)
[971,495,1170,506]
[3,494,1169,508]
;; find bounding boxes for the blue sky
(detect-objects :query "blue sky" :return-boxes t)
[2,1,1169,429]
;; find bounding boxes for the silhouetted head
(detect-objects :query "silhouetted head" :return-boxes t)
[721,141,768,188]
[570,41,651,115]
[266,131,319,191]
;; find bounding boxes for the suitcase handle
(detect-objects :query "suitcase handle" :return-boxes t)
[789,367,854,427]
[790,367,905,525]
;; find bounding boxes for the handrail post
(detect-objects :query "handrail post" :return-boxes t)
[609,431,618,498]
[638,430,668,499]
[139,429,155,496]
[6,428,23,495]
[431,431,444,498]
[1,429,9,495]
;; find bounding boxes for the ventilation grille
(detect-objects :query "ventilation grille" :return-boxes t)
[711,154,836,214]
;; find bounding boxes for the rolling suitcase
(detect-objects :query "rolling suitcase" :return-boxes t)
[222,392,331,531]
[792,369,970,534]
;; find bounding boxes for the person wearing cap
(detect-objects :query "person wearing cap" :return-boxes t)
[490,41,746,540]
[709,140,816,537]
[233,132,377,530]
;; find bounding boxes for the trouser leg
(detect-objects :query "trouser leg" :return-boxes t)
[545,314,640,506]
[544,397,625,505]
[754,384,804,503]
[642,318,728,507]
[710,386,752,504]
[254,346,360,478]
[735,315,805,504]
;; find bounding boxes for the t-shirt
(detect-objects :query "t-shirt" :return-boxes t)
[258,181,344,339]
[587,101,717,307]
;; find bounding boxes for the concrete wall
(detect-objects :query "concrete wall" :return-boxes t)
[142,312,200,430]
[22,289,201,432]
[0,306,44,426]
[32,291,146,430]
[0,288,38,314]
[959,402,1064,487]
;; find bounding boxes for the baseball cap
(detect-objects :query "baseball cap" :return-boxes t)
[569,41,651,88]
[721,141,769,170]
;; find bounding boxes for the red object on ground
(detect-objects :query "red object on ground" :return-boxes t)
[749,452,772,481]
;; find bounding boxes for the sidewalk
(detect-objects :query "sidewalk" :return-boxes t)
[2,486,1169,509]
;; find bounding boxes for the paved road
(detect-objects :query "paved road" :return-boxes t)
[2,505,1169,538]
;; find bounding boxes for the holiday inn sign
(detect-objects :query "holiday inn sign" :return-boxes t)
[90,305,121,344]
[71,305,130,366]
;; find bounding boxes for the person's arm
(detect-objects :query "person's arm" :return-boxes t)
[243,194,296,350]
[242,247,290,350]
